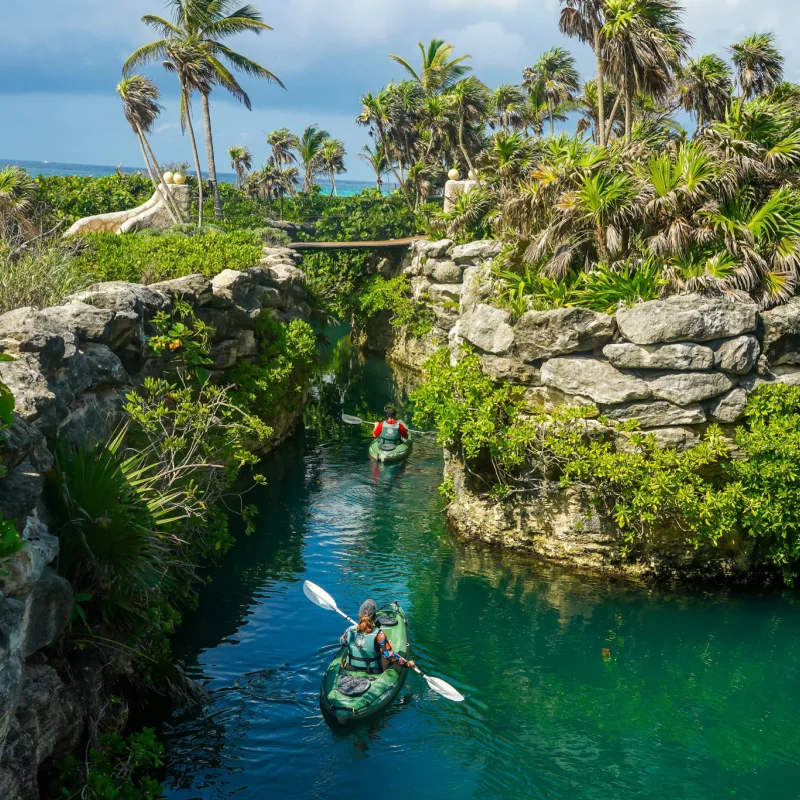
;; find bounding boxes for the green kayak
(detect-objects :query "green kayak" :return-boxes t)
[320,602,410,725]
[369,430,412,463]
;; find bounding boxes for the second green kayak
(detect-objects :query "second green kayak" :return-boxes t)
[320,602,410,725]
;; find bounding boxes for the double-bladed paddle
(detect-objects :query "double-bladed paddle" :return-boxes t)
[303,580,465,703]
[341,413,429,436]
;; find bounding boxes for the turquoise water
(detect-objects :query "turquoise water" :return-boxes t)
[158,336,800,799]
[1,158,391,197]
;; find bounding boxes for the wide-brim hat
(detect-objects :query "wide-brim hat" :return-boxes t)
[359,599,377,620]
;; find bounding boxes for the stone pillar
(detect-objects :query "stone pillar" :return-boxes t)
[444,179,479,213]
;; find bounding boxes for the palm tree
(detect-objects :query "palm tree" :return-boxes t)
[298,125,330,192]
[117,76,181,225]
[0,166,37,239]
[390,39,472,97]
[126,0,284,222]
[319,139,347,196]
[601,0,692,145]
[228,145,252,188]
[560,0,608,146]
[678,54,733,130]
[357,144,388,190]
[730,33,784,106]
[267,128,300,171]
[523,47,580,136]
[488,84,525,133]
[449,77,490,178]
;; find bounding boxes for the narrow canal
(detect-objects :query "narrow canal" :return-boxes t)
[159,332,800,799]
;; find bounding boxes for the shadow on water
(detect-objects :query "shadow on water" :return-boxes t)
[157,328,800,800]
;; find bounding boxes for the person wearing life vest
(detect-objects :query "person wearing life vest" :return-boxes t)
[372,406,409,451]
[339,599,415,674]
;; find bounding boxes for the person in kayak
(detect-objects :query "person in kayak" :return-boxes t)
[372,406,409,450]
[340,599,415,674]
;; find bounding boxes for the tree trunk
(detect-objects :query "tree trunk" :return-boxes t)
[594,24,607,148]
[201,92,223,221]
[329,169,337,196]
[458,120,476,180]
[183,88,204,227]
[605,93,623,141]
[136,130,179,226]
[549,101,555,137]
[378,125,414,212]
[139,127,183,224]
[624,65,633,145]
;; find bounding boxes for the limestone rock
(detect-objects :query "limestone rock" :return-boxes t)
[642,370,735,405]
[1,519,59,598]
[235,330,257,358]
[251,286,283,308]
[515,308,616,362]
[18,568,72,659]
[418,239,453,259]
[541,356,651,405]
[433,305,459,332]
[149,274,213,305]
[39,302,136,350]
[68,282,170,316]
[460,266,491,314]
[761,297,800,365]
[460,304,515,355]
[428,283,463,304]
[601,399,706,428]
[57,390,126,448]
[209,339,239,369]
[211,269,252,308]
[706,388,748,423]
[616,294,758,345]
[712,335,760,374]
[451,240,501,265]
[431,261,463,284]
[0,308,71,369]
[410,276,432,301]
[82,343,127,388]
[604,341,714,371]
[480,355,540,385]
[0,354,58,423]
[618,426,702,452]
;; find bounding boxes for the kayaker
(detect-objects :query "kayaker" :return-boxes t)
[372,406,409,448]
[340,599,415,674]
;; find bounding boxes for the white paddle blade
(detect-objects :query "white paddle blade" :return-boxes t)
[425,676,465,702]
[341,414,365,425]
[303,580,339,612]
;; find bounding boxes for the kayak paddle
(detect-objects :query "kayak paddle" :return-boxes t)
[302,580,465,703]
[341,413,429,436]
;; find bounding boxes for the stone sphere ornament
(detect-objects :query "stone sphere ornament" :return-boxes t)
[173,172,186,185]
[162,171,174,185]
[468,169,478,181]
[448,168,460,181]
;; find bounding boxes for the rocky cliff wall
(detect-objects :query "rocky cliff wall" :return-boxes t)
[374,238,800,579]
[0,244,311,798]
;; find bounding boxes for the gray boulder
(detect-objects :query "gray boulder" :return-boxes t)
[460,266,491,313]
[428,283,463,304]
[451,240,501,265]
[602,399,706,428]
[410,276,432,301]
[68,282,170,316]
[618,426,702,452]
[0,518,59,598]
[418,239,453,259]
[460,304,515,354]
[81,343,128,388]
[604,341,714,371]
[18,568,72,658]
[211,269,252,308]
[616,294,758,345]
[431,261,463,284]
[515,308,616,362]
[712,335,760,374]
[480,355,540,385]
[149,274,213,305]
[642,370,735,405]
[0,308,73,369]
[761,297,800,365]
[541,356,651,405]
[705,388,748,423]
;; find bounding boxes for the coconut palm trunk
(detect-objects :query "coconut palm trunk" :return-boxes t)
[135,131,179,225]
[377,125,414,211]
[139,129,184,223]
[182,88,205,227]
[605,93,623,141]
[624,69,633,145]
[201,92,223,221]
[594,23,607,147]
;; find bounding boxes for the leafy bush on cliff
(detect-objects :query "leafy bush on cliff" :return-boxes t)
[355,275,435,337]
[412,348,800,581]
[73,230,263,283]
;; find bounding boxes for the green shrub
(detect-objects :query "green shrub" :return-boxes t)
[356,275,435,337]
[72,231,263,283]
[0,364,23,574]
[411,349,800,581]
[36,173,153,224]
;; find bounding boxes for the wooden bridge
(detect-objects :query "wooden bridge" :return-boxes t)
[287,236,427,252]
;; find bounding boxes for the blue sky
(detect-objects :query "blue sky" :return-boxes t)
[1,0,797,180]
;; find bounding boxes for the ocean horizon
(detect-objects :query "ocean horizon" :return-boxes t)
[1,158,395,198]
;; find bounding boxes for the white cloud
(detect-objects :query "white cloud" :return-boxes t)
[440,21,528,70]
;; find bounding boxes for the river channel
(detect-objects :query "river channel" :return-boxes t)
[159,332,800,799]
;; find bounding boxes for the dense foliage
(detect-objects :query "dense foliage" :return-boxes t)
[355,275,436,337]
[72,229,265,283]
[0,358,22,573]
[412,348,800,582]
